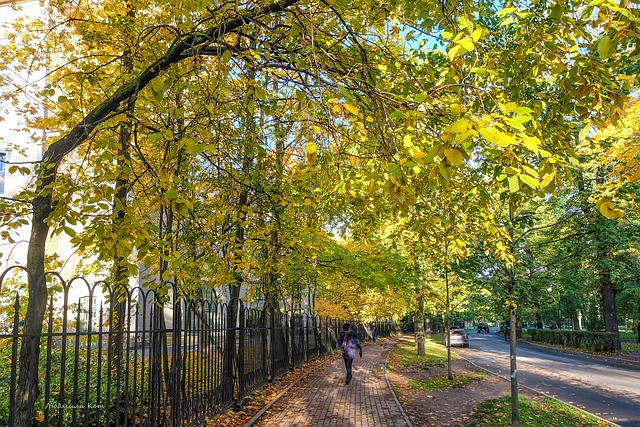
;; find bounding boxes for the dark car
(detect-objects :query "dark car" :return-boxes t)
[443,327,469,348]
[477,322,490,333]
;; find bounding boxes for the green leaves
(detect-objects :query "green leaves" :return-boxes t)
[597,36,614,59]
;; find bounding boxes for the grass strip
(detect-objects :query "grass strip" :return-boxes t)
[463,396,612,427]
[409,373,487,391]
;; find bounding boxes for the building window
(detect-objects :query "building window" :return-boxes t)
[0,151,6,194]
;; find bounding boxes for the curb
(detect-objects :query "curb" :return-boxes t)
[383,339,415,427]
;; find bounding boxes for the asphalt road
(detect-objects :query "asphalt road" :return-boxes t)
[456,329,640,427]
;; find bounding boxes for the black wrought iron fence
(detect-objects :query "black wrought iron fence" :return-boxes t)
[0,267,399,426]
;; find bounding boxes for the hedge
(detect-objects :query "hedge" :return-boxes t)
[526,329,617,352]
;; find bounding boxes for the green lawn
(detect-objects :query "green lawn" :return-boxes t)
[388,336,450,368]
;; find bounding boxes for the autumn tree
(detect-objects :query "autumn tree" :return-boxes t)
[1,1,639,426]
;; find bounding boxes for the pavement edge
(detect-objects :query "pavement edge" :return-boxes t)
[383,337,415,427]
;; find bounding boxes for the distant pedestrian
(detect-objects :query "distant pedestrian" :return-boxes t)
[504,326,509,341]
[637,324,640,343]
[337,322,362,385]
[371,323,377,343]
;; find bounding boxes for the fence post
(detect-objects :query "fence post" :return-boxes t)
[170,295,182,427]
[261,308,268,381]
[304,314,309,362]
[288,312,294,370]
[238,302,245,400]
[8,293,20,427]
[270,307,276,381]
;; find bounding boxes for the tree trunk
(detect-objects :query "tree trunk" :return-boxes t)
[445,269,452,381]
[507,274,519,427]
[414,287,425,356]
[109,28,136,402]
[424,317,431,337]
[15,203,49,427]
[507,205,520,427]
[413,258,425,356]
[599,264,621,350]
[261,97,284,309]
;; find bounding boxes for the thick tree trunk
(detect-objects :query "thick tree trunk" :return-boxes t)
[15,189,52,427]
[599,265,621,350]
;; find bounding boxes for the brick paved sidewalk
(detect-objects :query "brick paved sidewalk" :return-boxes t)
[248,337,412,427]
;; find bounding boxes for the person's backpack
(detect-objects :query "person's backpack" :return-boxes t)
[341,332,349,350]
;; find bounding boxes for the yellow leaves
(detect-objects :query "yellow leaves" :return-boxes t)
[479,127,515,147]
[521,135,540,154]
[579,122,591,141]
[596,197,624,219]
[448,37,474,60]
[449,103,464,113]
[519,173,539,190]
[412,150,427,159]
[441,119,476,147]
[443,148,463,166]
[623,159,640,183]
[404,134,413,147]
[471,28,483,43]
[507,175,520,193]
[458,129,478,143]
[497,7,517,16]
[504,299,518,310]
[507,115,532,130]
[305,142,318,164]
[446,23,483,61]
[306,142,318,154]
[458,38,475,52]
[344,103,359,116]
[445,119,470,134]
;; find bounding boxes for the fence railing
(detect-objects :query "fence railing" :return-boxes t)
[0,267,399,426]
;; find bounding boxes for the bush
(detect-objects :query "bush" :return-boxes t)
[527,329,617,352]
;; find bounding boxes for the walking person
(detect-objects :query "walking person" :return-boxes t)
[337,322,362,385]
[371,322,377,343]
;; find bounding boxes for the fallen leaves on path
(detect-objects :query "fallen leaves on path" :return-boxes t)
[205,354,336,426]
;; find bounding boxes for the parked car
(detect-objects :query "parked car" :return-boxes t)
[477,322,490,333]
[443,327,469,347]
